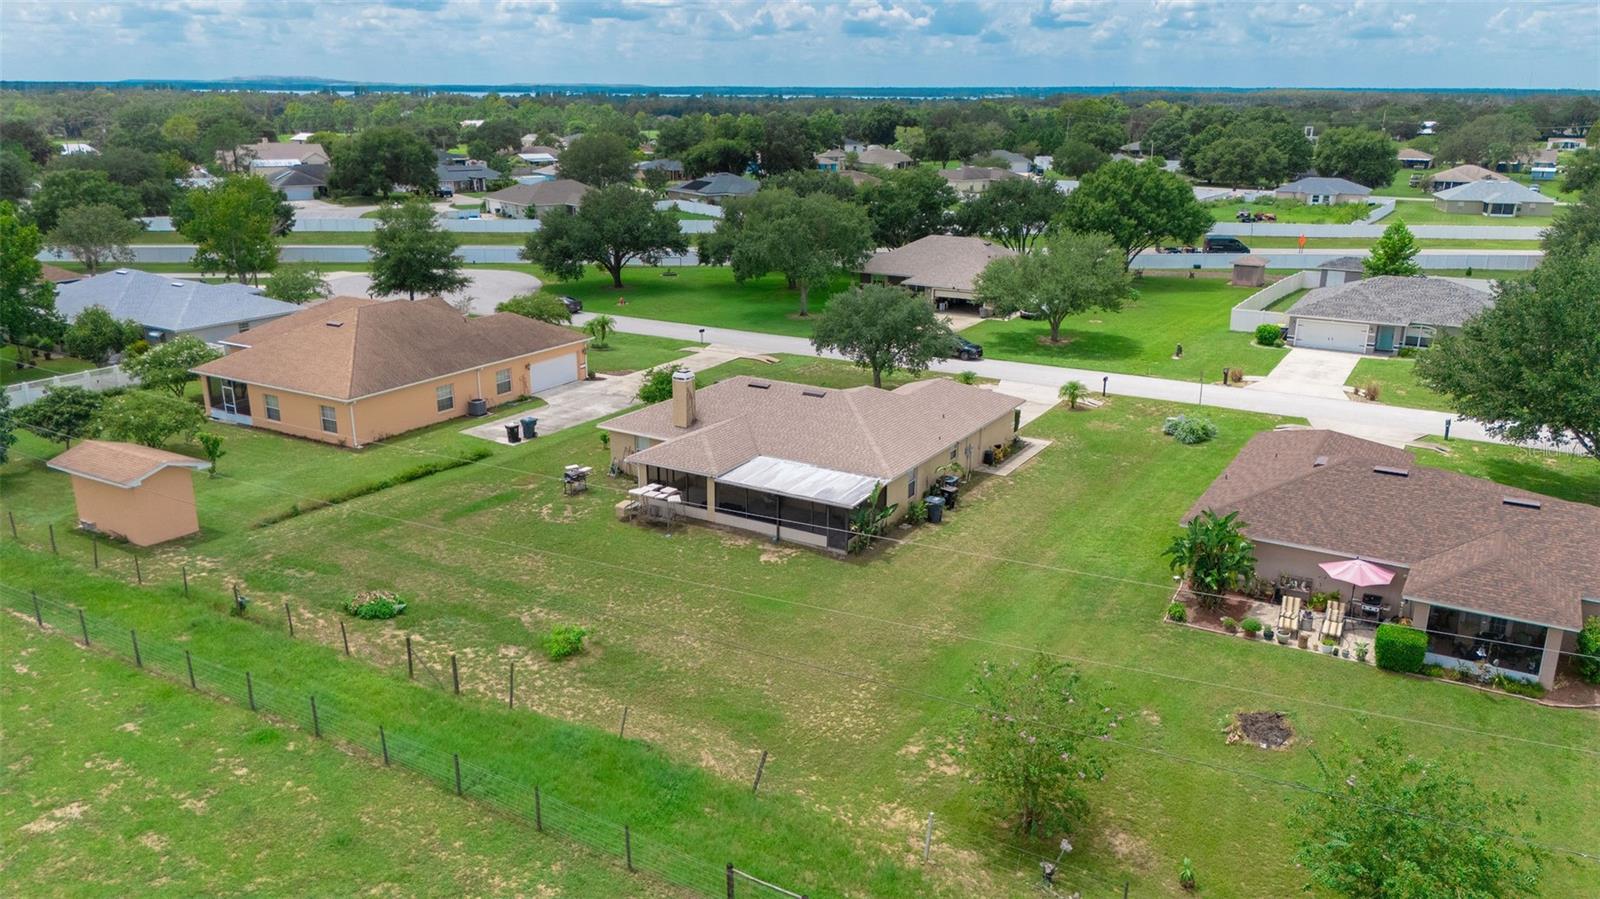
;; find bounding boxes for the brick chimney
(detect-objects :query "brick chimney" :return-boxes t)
[671,368,696,428]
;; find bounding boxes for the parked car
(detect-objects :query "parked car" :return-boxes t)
[1204,236,1251,253]
[559,295,583,314]
[949,336,983,361]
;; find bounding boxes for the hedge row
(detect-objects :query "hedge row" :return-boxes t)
[1375,623,1427,673]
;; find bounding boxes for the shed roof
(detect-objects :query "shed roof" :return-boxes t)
[1315,256,1366,272]
[48,440,210,488]
[1288,276,1493,328]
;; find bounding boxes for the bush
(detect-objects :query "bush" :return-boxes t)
[1396,346,1418,359]
[1228,367,1244,384]
[1164,415,1218,445]
[955,370,979,385]
[1576,615,1600,684]
[1374,623,1426,673]
[638,366,695,403]
[345,590,406,620]
[1221,616,1237,632]
[543,624,589,661]
[906,499,929,525]
[1362,381,1382,402]
[1166,602,1187,622]
[1492,674,1546,699]
[1240,617,1263,634]
[1254,323,1284,347]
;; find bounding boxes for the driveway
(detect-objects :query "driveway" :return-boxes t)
[324,269,541,315]
[462,344,753,444]
[1249,348,1360,402]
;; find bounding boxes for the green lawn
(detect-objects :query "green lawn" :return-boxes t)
[963,274,1288,381]
[555,266,854,337]
[1261,287,1307,313]
[1412,438,1600,506]
[1231,236,1542,250]
[585,332,697,373]
[1382,202,1561,228]
[134,231,530,247]
[670,208,717,221]
[2,344,100,385]
[1346,356,1454,412]
[0,615,676,897]
[1374,167,1436,198]
[1205,199,1369,224]
[4,377,1596,897]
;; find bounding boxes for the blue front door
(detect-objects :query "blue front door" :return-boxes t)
[1375,326,1397,353]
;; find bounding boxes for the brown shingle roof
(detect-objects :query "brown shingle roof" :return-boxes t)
[486,179,591,209]
[860,235,1017,293]
[603,376,1022,481]
[47,440,209,487]
[938,165,1020,184]
[1430,164,1505,184]
[1184,430,1600,629]
[193,297,585,400]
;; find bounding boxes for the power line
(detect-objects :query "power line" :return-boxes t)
[6,436,1596,758]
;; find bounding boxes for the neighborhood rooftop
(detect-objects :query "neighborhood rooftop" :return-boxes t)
[1185,430,1600,630]
[1432,180,1551,204]
[1287,276,1494,328]
[46,440,211,488]
[602,375,1022,483]
[194,296,585,400]
[675,172,759,197]
[1276,176,1372,196]
[53,269,298,333]
[860,234,1017,293]
[485,179,591,208]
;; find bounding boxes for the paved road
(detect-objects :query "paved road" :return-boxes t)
[572,312,1566,451]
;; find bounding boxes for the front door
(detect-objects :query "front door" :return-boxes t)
[1374,326,1396,354]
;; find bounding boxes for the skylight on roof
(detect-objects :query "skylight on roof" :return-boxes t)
[1372,466,1409,477]
[801,389,826,398]
[1502,497,1541,510]
[747,381,770,389]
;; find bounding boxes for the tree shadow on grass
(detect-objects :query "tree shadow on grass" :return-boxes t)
[980,325,1144,364]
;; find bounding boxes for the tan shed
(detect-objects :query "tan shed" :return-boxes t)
[1230,255,1269,287]
[47,441,210,546]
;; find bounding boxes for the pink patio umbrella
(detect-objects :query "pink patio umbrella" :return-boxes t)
[1318,558,1395,605]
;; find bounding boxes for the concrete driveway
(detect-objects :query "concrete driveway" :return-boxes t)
[324,269,541,315]
[1250,348,1361,402]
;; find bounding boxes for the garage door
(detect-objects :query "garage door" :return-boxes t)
[1294,319,1369,353]
[528,354,579,392]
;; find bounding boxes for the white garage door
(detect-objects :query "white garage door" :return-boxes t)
[1295,319,1369,353]
[528,354,579,392]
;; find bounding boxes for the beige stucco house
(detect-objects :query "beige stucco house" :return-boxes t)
[938,165,1020,196]
[1274,177,1372,205]
[1432,180,1555,217]
[859,234,1017,311]
[484,179,591,218]
[1426,164,1505,192]
[48,441,211,546]
[1185,430,1600,689]
[600,374,1023,552]
[193,297,587,448]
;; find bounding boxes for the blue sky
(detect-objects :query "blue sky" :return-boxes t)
[2,1,1596,89]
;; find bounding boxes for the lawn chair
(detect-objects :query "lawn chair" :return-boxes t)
[1277,594,1302,633]
[1320,601,1346,643]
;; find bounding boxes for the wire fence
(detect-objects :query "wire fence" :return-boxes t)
[3,586,826,899]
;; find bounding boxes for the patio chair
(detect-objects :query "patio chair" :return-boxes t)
[1320,602,1346,642]
[1277,595,1302,633]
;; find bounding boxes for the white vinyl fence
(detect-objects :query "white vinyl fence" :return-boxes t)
[4,365,139,407]
[1229,272,1314,332]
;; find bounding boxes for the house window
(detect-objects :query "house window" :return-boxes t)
[906,469,917,499]
[264,394,281,421]
[495,368,512,395]
[643,466,708,507]
[1425,607,1547,679]
[1486,203,1516,217]
[1403,326,1436,349]
[320,405,337,434]
[949,445,959,461]
[436,384,454,412]
[239,321,251,332]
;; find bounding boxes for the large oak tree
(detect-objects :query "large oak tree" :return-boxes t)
[521,184,686,289]
[1058,160,1210,267]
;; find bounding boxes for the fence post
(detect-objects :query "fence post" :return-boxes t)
[182,565,189,597]
[185,650,196,689]
[77,608,89,646]
[7,510,16,539]
[726,863,736,899]
[49,523,57,555]
[625,825,633,872]
[246,672,256,711]
[340,621,350,656]
[92,533,99,568]
[751,749,768,795]
[451,654,459,695]
[134,556,142,585]
[379,725,389,766]
[923,812,935,862]
[619,706,629,738]
[130,629,142,667]
[534,785,542,832]
[31,590,42,628]
[453,753,463,796]
[1123,881,1130,898]
[284,602,294,638]
[508,663,515,709]
[406,635,414,679]
[310,696,320,737]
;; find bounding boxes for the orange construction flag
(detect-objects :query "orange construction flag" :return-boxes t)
[1298,234,1307,249]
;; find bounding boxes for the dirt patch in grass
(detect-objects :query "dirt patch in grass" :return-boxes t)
[1226,711,1294,750]
[1185,593,1254,631]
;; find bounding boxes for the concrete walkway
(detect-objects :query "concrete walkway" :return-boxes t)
[1249,348,1360,402]
[571,312,1571,452]
[462,343,751,444]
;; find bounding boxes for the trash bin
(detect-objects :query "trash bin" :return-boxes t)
[520,417,538,439]
[504,422,521,444]
[924,495,945,524]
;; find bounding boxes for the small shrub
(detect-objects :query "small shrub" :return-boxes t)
[1355,641,1370,662]
[1166,602,1187,622]
[1221,616,1237,633]
[123,339,151,359]
[1362,381,1382,402]
[345,590,406,620]
[906,500,929,525]
[1228,367,1244,384]
[1396,346,1418,359]
[1254,323,1284,347]
[955,370,979,385]
[1321,636,1337,647]
[1179,857,1196,892]
[543,624,589,661]
[1167,415,1218,445]
[1059,379,1087,409]
[1307,591,1337,612]
[1575,615,1600,684]
[1493,675,1546,699]
[1240,617,1263,635]
[1374,623,1426,673]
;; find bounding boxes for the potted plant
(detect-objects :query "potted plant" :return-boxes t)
[1241,617,1263,640]
[1355,641,1370,663]
[1221,616,1238,634]
[1320,636,1338,654]
[1275,625,1293,643]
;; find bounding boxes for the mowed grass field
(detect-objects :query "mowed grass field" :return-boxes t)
[0,615,681,897]
[1347,356,1455,412]
[962,274,1288,381]
[554,265,855,337]
[4,356,1597,897]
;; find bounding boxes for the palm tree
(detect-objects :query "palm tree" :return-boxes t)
[1059,380,1087,409]
[583,314,615,347]
[1163,510,1256,610]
